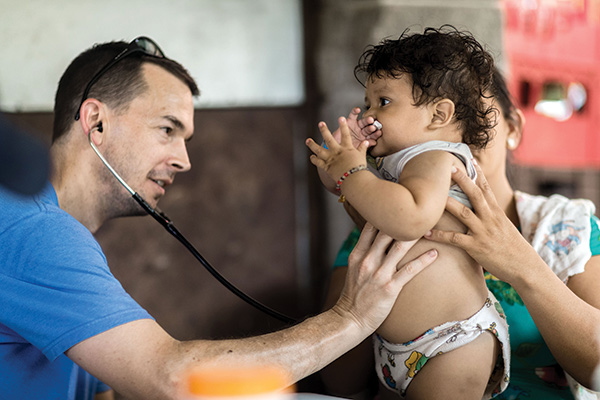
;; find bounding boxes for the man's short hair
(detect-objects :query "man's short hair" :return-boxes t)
[52,40,199,143]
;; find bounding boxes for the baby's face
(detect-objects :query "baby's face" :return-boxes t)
[362,74,433,157]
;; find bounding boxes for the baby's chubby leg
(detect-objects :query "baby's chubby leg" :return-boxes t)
[405,332,500,400]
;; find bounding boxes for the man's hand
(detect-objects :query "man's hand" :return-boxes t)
[333,223,437,332]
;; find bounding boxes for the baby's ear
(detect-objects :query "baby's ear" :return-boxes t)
[429,99,455,128]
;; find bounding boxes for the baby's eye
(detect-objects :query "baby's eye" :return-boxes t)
[380,98,390,107]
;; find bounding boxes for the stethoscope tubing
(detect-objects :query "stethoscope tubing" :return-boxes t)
[88,129,297,325]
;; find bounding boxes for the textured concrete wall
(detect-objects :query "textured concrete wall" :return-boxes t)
[313,0,505,263]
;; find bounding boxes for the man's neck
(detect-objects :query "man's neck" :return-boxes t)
[50,145,106,234]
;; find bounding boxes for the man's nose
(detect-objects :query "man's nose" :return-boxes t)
[170,140,191,172]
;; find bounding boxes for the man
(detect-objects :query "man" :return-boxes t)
[0,37,437,399]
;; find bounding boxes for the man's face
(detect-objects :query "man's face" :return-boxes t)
[100,63,195,215]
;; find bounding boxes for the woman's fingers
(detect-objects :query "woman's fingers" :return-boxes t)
[451,166,487,211]
[424,223,474,252]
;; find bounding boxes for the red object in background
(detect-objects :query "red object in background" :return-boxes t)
[503,0,600,168]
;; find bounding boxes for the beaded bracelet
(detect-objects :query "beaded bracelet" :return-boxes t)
[335,164,367,192]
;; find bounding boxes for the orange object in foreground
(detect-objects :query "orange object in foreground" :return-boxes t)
[182,366,294,398]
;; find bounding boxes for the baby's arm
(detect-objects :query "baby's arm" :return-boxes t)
[316,108,381,194]
[307,118,458,241]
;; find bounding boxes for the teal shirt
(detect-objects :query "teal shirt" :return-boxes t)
[332,215,600,399]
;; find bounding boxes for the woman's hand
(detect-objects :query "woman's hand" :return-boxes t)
[425,161,600,389]
[424,163,539,285]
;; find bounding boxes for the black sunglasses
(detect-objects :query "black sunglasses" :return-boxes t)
[74,36,165,120]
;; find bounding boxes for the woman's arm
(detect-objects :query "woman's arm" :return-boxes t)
[425,165,600,389]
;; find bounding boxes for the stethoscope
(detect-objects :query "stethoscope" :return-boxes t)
[88,125,297,324]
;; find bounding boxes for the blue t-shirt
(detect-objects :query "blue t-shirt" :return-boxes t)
[0,184,153,399]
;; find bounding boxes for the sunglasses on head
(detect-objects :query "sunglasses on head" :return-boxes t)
[74,36,165,120]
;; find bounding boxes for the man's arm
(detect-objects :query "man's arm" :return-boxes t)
[67,224,437,400]
[319,266,376,397]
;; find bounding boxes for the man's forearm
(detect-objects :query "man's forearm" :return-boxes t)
[177,307,369,386]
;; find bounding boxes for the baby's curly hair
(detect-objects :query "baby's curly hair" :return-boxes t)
[354,25,496,149]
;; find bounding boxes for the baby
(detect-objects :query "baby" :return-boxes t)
[307,26,510,399]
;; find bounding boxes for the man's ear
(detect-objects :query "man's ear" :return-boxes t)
[428,99,455,128]
[78,98,106,146]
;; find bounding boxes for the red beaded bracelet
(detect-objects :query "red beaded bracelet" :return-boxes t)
[335,164,367,192]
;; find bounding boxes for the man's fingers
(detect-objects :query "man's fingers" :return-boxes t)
[350,223,379,259]
[366,227,395,257]
[393,248,438,284]
[383,238,419,264]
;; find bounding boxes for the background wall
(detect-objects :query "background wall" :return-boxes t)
[0,0,304,110]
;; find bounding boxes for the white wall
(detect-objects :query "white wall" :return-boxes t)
[0,0,304,112]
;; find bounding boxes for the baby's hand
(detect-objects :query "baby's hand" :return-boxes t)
[331,108,382,149]
[306,117,369,182]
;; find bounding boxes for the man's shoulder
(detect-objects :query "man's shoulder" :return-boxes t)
[0,185,88,234]
[0,186,102,265]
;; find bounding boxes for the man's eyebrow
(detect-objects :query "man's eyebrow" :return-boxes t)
[163,115,194,141]
[163,115,184,130]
